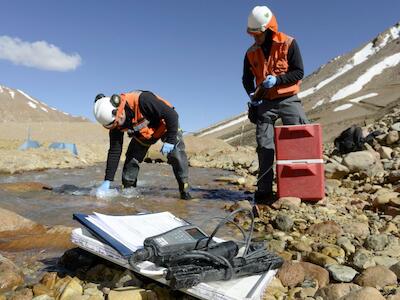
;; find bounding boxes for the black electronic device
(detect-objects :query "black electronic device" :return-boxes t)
[130,225,213,265]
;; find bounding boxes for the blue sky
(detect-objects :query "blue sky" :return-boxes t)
[1,1,399,133]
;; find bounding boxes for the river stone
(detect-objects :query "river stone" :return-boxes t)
[308,252,338,267]
[274,214,294,232]
[387,131,399,144]
[340,287,385,300]
[0,207,45,234]
[343,222,370,239]
[321,245,346,263]
[388,294,400,300]
[108,287,147,300]
[352,249,375,270]
[325,162,350,179]
[31,295,53,300]
[373,256,399,268]
[379,146,393,159]
[6,287,33,300]
[390,262,400,278]
[289,241,312,253]
[276,261,305,287]
[342,151,378,172]
[307,221,343,237]
[0,254,24,293]
[337,237,355,255]
[391,122,400,131]
[299,262,330,288]
[365,234,389,251]
[354,265,397,288]
[272,197,301,209]
[327,265,358,282]
[315,283,361,300]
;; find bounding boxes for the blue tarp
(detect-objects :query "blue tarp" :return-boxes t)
[19,139,40,150]
[49,142,78,156]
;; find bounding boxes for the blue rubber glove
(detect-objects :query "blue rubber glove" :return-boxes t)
[160,143,175,156]
[97,180,110,193]
[262,75,277,89]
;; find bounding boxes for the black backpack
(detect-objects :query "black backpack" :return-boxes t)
[334,125,381,154]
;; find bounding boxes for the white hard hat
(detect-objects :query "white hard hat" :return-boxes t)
[247,6,274,34]
[93,96,116,127]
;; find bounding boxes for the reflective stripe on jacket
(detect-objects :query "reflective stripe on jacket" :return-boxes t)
[115,91,173,142]
[246,32,301,100]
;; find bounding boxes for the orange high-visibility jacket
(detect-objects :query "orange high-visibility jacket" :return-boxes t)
[246,32,301,100]
[114,91,173,142]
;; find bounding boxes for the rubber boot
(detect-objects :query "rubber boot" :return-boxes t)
[179,182,192,200]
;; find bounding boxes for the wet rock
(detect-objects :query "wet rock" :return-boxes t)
[307,221,343,237]
[326,265,358,282]
[314,283,361,300]
[273,214,293,232]
[0,182,51,192]
[271,197,301,209]
[0,208,45,235]
[276,261,305,287]
[0,254,24,293]
[364,234,389,251]
[354,265,397,288]
[299,262,330,288]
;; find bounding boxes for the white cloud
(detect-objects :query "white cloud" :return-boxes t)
[0,36,81,71]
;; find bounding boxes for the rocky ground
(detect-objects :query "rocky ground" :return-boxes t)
[1,108,400,299]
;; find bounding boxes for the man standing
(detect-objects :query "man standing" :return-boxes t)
[242,6,309,204]
[93,90,192,200]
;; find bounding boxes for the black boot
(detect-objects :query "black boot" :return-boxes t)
[179,182,192,200]
[254,191,275,205]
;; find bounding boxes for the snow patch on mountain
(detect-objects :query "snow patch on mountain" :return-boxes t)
[331,52,400,101]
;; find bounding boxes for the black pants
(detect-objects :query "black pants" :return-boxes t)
[256,95,309,194]
[122,130,189,191]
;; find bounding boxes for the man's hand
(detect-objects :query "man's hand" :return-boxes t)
[161,143,175,156]
[97,180,110,193]
[262,75,277,89]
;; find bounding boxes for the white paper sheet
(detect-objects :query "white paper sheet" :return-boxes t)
[84,212,187,252]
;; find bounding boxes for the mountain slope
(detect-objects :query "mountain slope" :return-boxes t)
[196,22,400,144]
[0,85,88,122]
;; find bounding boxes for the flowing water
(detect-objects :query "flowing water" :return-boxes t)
[0,163,250,280]
[0,163,248,227]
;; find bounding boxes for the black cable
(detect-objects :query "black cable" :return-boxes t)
[204,208,255,258]
[169,250,234,280]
